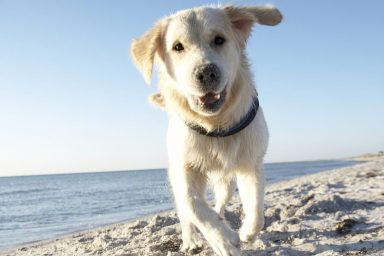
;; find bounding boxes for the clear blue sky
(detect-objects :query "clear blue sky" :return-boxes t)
[1,0,383,176]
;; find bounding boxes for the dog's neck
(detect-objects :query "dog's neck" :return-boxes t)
[161,61,258,133]
[186,97,259,137]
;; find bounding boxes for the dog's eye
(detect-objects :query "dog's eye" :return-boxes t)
[214,36,225,46]
[173,42,184,52]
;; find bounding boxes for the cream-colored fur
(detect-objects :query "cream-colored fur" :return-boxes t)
[131,5,282,256]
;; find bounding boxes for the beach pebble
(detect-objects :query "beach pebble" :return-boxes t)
[266,221,288,233]
[92,236,107,247]
[162,227,177,236]
[290,237,305,246]
[280,206,296,219]
[149,215,178,233]
[377,227,384,240]
[129,220,148,230]
[254,238,269,249]
[103,234,112,240]
[78,236,94,243]
[335,211,344,220]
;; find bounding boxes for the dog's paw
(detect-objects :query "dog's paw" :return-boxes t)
[181,237,203,253]
[239,216,264,242]
[214,239,240,256]
[239,227,254,242]
[208,229,240,256]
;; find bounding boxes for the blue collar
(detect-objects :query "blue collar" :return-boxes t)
[186,97,259,137]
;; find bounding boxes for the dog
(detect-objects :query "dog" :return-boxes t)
[131,5,282,255]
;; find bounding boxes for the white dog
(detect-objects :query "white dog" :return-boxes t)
[131,5,282,255]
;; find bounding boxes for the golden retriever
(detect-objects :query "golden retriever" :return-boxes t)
[131,5,282,255]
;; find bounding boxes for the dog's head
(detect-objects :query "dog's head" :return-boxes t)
[131,5,282,116]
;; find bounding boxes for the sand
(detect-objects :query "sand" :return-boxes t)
[2,154,384,256]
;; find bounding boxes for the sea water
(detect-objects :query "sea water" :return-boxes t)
[0,160,359,251]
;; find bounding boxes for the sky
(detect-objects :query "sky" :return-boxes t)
[0,0,383,177]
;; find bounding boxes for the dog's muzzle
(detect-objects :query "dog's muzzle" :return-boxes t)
[191,63,225,114]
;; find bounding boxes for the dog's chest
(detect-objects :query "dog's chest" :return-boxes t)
[187,135,242,171]
[167,115,264,172]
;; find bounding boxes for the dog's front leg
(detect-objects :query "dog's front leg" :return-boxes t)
[178,175,205,253]
[214,178,235,217]
[169,166,240,256]
[236,165,265,242]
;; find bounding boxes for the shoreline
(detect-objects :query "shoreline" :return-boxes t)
[2,155,384,255]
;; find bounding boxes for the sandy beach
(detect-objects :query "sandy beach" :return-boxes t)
[2,154,384,256]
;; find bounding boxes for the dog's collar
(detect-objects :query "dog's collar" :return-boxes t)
[186,97,259,137]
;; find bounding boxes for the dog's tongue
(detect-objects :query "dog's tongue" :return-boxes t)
[198,92,220,105]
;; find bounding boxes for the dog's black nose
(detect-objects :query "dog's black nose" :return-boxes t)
[193,63,221,88]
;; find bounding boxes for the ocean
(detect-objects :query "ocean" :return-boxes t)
[0,160,359,251]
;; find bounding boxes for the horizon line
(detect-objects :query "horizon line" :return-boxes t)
[0,155,367,178]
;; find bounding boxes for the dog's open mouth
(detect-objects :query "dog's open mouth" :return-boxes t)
[197,92,221,105]
[194,89,226,113]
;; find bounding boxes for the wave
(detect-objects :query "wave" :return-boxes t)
[0,188,57,197]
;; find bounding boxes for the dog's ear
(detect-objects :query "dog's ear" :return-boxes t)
[244,6,283,26]
[131,20,166,84]
[224,5,282,42]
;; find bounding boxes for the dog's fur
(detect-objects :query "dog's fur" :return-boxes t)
[131,5,282,255]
